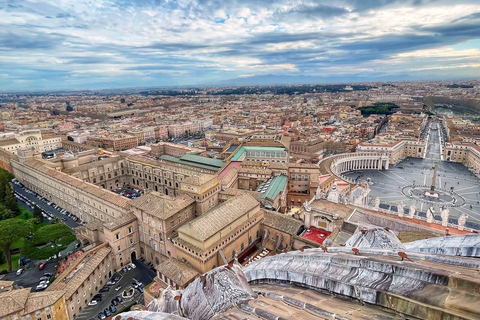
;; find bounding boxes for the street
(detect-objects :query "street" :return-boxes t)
[76,260,156,320]
[13,183,81,229]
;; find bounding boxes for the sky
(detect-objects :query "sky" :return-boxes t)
[1,0,480,91]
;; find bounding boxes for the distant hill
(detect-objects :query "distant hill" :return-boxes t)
[215,73,423,86]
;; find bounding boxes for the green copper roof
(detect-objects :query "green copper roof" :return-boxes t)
[180,154,225,168]
[230,146,286,161]
[160,155,222,171]
[257,175,288,200]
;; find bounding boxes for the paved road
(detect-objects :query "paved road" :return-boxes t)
[76,260,156,320]
[2,261,57,289]
[13,184,81,228]
[425,122,442,161]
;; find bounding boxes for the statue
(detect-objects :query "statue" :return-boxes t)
[408,205,416,219]
[303,200,311,212]
[147,264,257,320]
[440,207,449,227]
[458,213,468,231]
[398,201,404,218]
[315,185,322,200]
[374,197,380,209]
[426,207,434,223]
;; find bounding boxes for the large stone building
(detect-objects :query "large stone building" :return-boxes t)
[444,143,480,174]
[173,193,264,273]
[0,288,68,320]
[130,192,196,265]
[0,130,62,155]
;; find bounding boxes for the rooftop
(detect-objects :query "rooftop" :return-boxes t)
[129,192,195,220]
[178,193,259,242]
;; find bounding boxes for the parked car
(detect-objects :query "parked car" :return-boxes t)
[130,263,136,269]
[115,295,123,303]
[98,312,106,320]
[111,298,119,306]
[88,300,98,306]
[36,283,48,291]
[16,268,24,276]
[137,286,143,293]
[109,305,117,313]
[104,308,112,317]
[38,263,45,270]
[39,276,49,281]
[112,275,120,282]
[44,272,53,277]
[131,282,139,289]
[93,294,103,301]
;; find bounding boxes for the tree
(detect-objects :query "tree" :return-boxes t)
[4,188,20,216]
[0,219,33,271]
[33,206,43,224]
[0,204,14,221]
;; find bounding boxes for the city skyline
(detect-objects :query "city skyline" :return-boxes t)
[2,0,480,91]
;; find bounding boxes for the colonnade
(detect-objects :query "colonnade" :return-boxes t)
[324,153,391,184]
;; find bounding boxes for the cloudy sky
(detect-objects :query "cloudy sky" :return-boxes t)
[1,0,480,91]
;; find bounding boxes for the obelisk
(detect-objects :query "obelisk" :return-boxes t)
[430,163,438,194]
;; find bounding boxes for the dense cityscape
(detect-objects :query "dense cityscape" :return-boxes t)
[2,0,480,320]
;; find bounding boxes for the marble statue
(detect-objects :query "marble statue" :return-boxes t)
[440,207,449,227]
[458,213,468,231]
[409,205,416,219]
[148,264,256,320]
[374,197,380,209]
[398,201,404,218]
[426,207,434,223]
[303,200,311,212]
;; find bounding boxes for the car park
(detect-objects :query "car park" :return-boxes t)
[44,272,53,277]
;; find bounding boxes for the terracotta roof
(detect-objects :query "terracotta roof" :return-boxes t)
[22,159,130,209]
[103,212,137,230]
[182,173,217,186]
[155,259,198,287]
[0,288,30,317]
[0,138,20,146]
[219,188,262,198]
[178,193,259,242]
[129,192,195,220]
[47,246,112,298]
[24,290,65,314]
[263,211,303,235]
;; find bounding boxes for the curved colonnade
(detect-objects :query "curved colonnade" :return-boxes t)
[319,152,390,184]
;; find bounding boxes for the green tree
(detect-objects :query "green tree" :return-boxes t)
[0,219,33,271]
[4,188,20,216]
[0,204,14,221]
[22,224,76,260]
[33,205,43,224]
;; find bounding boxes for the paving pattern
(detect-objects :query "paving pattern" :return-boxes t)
[344,121,480,224]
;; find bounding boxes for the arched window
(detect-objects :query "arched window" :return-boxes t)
[241,243,244,251]
[93,178,97,183]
